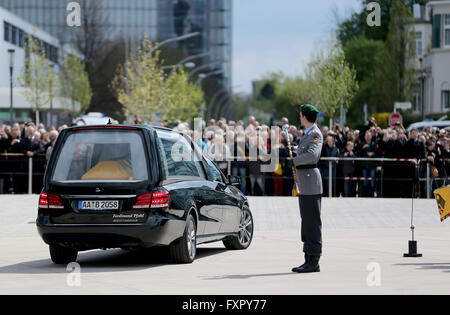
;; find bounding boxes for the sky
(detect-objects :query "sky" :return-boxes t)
[232,0,363,94]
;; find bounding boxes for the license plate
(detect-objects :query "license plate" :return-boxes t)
[78,200,119,211]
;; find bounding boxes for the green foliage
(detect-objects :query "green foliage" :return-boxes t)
[112,38,168,123]
[344,36,385,83]
[166,69,204,122]
[337,0,427,46]
[18,33,56,123]
[309,38,359,125]
[59,53,92,117]
[111,37,204,124]
[244,40,359,128]
[375,0,418,107]
[338,0,419,126]
[248,73,315,125]
[273,76,315,123]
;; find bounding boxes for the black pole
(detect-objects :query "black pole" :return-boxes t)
[9,66,13,124]
[404,162,422,258]
[49,81,53,127]
[49,64,54,128]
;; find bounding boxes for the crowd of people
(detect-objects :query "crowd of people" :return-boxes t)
[0,122,63,160]
[0,116,449,197]
[0,121,64,193]
[319,117,449,198]
[172,116,450,198]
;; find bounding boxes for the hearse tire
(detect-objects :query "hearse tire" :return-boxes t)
[49,245,78,265]
[170,214,197,264]
[223,206,253,250]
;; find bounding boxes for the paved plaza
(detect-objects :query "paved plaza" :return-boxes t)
[0,195,449,295]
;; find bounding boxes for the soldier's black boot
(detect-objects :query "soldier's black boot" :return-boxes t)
[292,254,310,273]
[292,255,320,273]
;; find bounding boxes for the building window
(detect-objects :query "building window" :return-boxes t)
[11,25,17,45]
[4,22,10,42]
[445,14,450,48]
[443,90,450,110]
[18,30,25,48]
[416,32,423,56]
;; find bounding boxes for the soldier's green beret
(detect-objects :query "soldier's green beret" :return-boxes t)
[300,104,320,114]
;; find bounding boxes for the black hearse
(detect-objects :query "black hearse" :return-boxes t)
[37,125,253,264]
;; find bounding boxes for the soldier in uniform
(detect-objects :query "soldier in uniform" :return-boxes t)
[288,104,323,273]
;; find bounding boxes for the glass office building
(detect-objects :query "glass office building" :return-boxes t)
[0,0,232,89]
[157,0,232,90]
[0,0,158,44]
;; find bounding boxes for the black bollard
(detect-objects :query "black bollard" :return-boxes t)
[404,167,422,258]
[404,226,422,258]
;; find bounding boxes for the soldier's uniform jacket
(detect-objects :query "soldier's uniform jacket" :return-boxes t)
[293,124,323,196]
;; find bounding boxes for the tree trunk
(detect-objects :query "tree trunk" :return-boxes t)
[35,110,40,126]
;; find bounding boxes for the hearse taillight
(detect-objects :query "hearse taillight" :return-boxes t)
[39,192,64,209]
[133,188,170,210]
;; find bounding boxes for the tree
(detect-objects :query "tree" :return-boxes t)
[74,0,108,75]
[309,38,359,127]
[59,53,92,117]
[343,36,385,126]
[18,34,56,126]
[112,39,168,124]
[273,75,315,124]
[166,69,204,122]
[337,1,420,125]
[337,0,427,46]
[372,0,417,111]
[72,0,127,121]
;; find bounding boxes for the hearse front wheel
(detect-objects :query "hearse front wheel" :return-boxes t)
[223,206,254,250]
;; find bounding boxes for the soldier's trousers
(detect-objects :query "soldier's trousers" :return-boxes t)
[299,194,322,256]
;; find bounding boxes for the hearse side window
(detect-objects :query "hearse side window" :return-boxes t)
[52,130,148,182]
[203,157,224,183]
[157,132,205,179]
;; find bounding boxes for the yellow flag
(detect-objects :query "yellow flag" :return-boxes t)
[434,186,450,222]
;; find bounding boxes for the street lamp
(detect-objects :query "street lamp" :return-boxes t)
[8,49,15,124]
[49,64,55,127]
[195,69,223,87]
[187,62,223,80]
[151,32,201,55]
[168,51,212,78]
[161,62,196,71]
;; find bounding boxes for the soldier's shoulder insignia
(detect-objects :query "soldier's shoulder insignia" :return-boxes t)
[313,137,320,143]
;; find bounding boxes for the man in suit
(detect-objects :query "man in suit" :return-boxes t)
[21,126,42,157]
[288,104,323,273]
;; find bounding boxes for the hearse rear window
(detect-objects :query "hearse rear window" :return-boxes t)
[52,130,148,182]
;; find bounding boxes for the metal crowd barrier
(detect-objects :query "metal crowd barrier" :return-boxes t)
[0,153,46,195]
[319,157,419,199]
[0,152,447,198]
[222,156,449,199]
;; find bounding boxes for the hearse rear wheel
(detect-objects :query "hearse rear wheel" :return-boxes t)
[49,245,78,265]
[170,214,197,264]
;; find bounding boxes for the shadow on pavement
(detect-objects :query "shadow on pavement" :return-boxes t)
[394,262,450,272]
[205,272,294,280]
[0,247,227,274]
